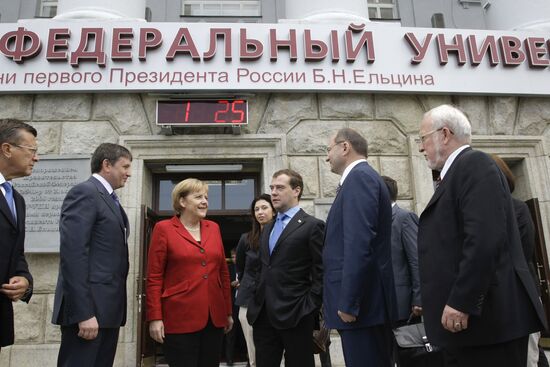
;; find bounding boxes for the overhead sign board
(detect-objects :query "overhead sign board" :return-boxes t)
[0,20,549,95]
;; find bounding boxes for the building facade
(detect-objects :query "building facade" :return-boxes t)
[0,1,549,366]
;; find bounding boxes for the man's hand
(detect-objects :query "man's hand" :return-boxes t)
[338,310,357,323]
[78,317,99,340]
[224,315,234,334]
[441,304,469,333]
[0,276,29,301]
[149,320,165,343]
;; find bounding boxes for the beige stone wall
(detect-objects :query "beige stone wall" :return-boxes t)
[1,92,549,366]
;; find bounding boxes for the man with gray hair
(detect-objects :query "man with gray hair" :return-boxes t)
[417,104,546,366]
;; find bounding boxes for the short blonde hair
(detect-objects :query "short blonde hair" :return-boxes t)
[171,178,208,215]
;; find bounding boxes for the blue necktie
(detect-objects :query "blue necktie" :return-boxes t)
[2,182,16,222]
[269,214,287,255]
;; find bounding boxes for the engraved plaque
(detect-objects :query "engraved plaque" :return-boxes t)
[14,156,91,253]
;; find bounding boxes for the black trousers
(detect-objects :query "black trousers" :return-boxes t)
[444,335,529,367]
[163,318,224,367]
[58,326,120,367]
[253,306,315,367]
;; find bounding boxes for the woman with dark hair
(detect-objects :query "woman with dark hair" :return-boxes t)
[490,154,549,367]
[234,194,275,367]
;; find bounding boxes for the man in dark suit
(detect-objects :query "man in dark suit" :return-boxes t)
[0,119,38,351]
[247,169,324,367]
[382,176,421,324]
[417,104,546,366]
[323,128,396,367]
[52,143,132,367]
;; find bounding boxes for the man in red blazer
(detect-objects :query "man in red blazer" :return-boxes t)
[0,119,38,351]
[417,104,546,366]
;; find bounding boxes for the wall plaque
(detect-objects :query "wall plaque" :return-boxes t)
[14,156,91,253]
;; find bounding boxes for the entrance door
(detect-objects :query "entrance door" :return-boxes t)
[138,170,260,365]
[137,206,160,367]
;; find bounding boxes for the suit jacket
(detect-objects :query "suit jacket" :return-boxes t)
[247,208,324,329]
[0,186,33,347]
[391,204,421,321]
[52,176,129,328]
[323,161,397,330]
[146,217,232,334]
[234,233,260,308]
[418,148,546,347]
[513,198,539,291]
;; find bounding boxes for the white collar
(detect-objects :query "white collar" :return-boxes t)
[340,159,367,185]
[92,173,114,194]
[440,145,470,179]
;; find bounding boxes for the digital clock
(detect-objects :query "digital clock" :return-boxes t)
[156,99,248,126]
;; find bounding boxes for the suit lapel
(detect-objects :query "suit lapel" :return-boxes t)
[270,209,307,257]
[171,216,204,249]
[423,147,471,213]
[0,192,16,228]
[90,177,126,231]
[261,221,274,265]
[14,189,25,231]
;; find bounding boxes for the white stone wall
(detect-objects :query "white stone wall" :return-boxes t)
[1,92,549,366]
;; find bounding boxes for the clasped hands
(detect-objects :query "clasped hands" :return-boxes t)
[0,276,30,302]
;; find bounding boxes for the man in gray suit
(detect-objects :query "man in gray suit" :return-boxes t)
[52,143,132,367]
[382,176,422,323]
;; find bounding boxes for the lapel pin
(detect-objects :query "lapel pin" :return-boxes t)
[298,219,302,223]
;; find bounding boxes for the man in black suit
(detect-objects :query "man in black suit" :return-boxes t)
[0,119,38,351]
[417,104,546,366]
[247,169,324,367]
[382,176,421,324]
[52,143,132,367]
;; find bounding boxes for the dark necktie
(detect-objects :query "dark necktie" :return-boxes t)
[336,183,342,195]
[111,191,128,228]
[269,214,287,255]
[2,182,16,222]
[434,176,442,190]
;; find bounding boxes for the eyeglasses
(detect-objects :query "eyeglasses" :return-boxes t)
[326,141,345,153]
[12,144,39,155]
[420,125,457,143]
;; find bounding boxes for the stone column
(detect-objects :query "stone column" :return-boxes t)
[484,0,550,31]
[282,0,369,23]
[54,0,146,20]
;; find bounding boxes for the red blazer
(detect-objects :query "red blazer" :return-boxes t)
[146,216,232,333]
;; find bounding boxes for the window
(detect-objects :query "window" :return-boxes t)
[156,175,257,214]
[367,0,398,20]
[182,0,261,17]
[39,0,58,18]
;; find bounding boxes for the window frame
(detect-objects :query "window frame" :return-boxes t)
[153,172,260,217]
[38,0,58,18]
[367,0,399,20]
[181,0,261,17]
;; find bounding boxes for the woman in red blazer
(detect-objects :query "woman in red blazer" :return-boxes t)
[146,178,233,367]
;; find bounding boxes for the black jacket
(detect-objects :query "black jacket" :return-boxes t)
[418,148,546,347]
[247,209,324,329]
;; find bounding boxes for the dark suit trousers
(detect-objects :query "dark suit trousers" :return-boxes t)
[253,306,315,367]
[163,318,224,367]
[444,335,529,367]
[58,326,119,367]
[338,325,393,367]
